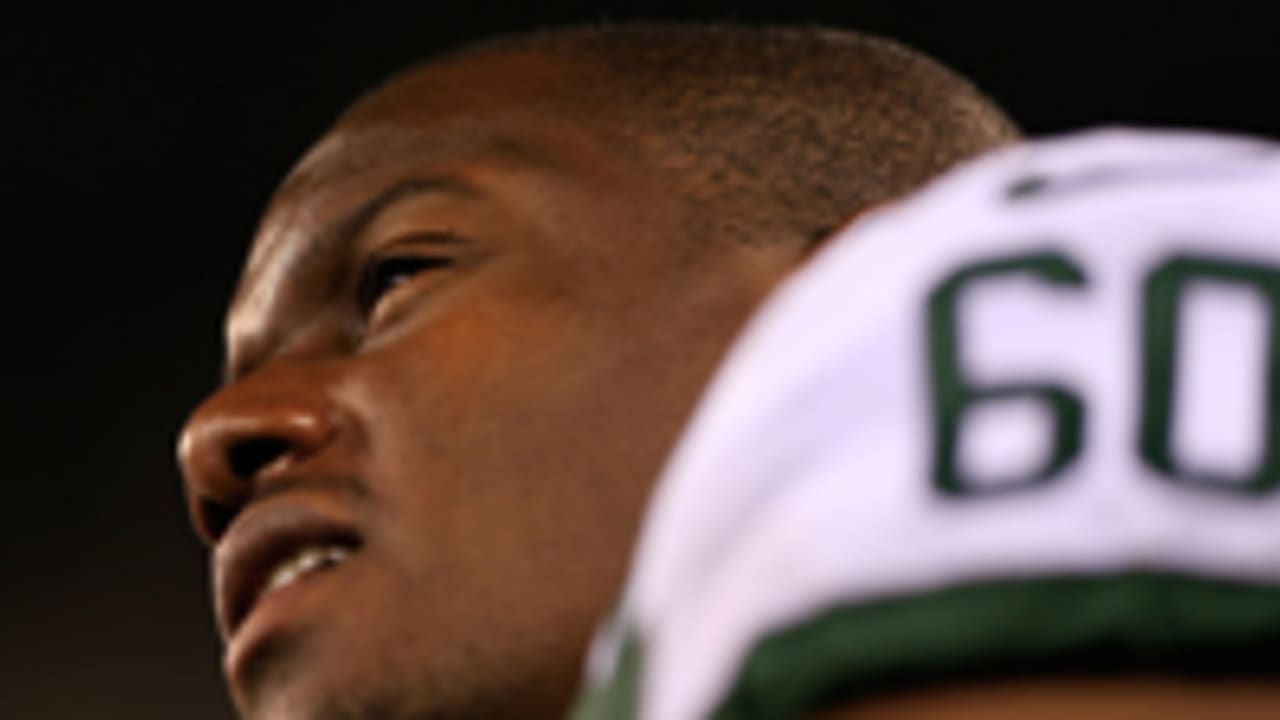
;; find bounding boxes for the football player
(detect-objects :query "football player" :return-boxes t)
[176,24,1015,720]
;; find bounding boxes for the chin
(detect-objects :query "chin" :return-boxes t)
[232,642,525,720]
[239,682,519,720]
[236,677,418,720]
[231,638,386,720]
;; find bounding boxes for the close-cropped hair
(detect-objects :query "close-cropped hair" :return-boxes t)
[385,23,1022,249]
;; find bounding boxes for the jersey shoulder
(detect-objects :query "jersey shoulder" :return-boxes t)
[574,128,1280,720]
[853,126,1280,270]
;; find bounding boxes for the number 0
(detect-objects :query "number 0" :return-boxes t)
[1140,255,1280,494]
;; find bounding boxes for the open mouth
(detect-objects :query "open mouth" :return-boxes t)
[260,544,353,598]
[215,501,363,642]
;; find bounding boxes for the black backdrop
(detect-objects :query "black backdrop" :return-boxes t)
[5,2,1278,718]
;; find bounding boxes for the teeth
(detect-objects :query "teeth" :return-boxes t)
[262,545,351,597]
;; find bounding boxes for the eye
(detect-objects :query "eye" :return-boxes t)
[357,253,452,317]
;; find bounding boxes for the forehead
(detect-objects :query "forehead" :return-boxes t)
[227,52,689,367]
[245,51,620,271]
[268,50,580,224]
[249,119,564,271]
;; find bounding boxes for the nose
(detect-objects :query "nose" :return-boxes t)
[177,370,337,545]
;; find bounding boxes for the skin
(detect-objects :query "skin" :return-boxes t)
[178,43,1277,720]
[178,49,801,720]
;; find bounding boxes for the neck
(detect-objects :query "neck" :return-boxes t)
[809,677,1280,720]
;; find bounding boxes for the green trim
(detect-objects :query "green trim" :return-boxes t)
[711,574,1280,720]
[571,630,643,720]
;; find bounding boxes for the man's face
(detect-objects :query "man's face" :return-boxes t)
[178,52,795,719]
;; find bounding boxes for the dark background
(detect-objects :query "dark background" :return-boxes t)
[5,2,1278,718]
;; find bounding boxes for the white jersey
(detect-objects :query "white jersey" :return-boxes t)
[573,129,1280,720]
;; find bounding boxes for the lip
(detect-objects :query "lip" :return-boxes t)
[213,495,362,645]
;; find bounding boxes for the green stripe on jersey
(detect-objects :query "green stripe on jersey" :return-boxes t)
[572,631,643,720]
[710,574,1280,720]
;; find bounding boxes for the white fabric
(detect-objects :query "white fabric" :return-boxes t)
[585,128,1280,720]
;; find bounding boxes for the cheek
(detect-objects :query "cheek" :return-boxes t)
[339,281,692,604]
[352,285,642,474]
[346,293,650,527]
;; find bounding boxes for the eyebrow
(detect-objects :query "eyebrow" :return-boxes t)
[222,175,480,383]
[322,175,481,259]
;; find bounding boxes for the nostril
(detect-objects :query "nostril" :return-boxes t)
[228,437,293,481]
